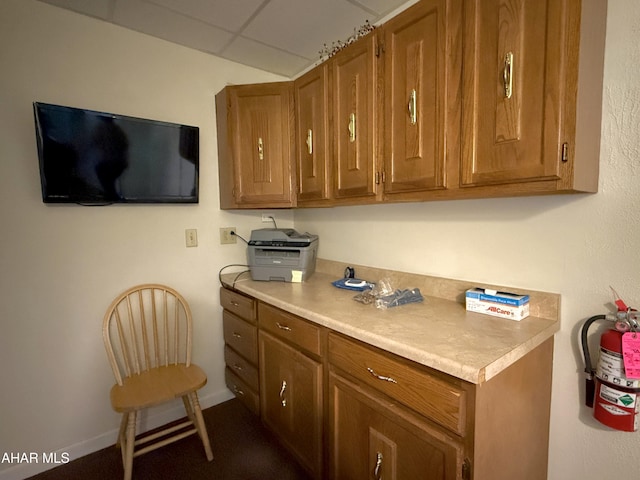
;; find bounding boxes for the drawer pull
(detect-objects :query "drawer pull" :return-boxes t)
[276,322,292,332]
[367,367,398,384]
[232,385,245,396]
[230,300,240,307]
[279,380,287,407]
[232,332,242,338]
[373,452,383,480]
[233,363,243,371]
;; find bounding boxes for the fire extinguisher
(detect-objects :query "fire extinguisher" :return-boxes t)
[581,309,640,432]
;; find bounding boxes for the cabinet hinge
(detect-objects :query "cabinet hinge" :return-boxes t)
[561,142,569,163]
[375,171,386,185]
[462,458,471,480]
[375,42,384,57]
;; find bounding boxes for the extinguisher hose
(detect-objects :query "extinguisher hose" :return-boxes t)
[580,314,608,407]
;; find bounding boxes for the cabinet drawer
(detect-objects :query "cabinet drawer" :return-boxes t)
[225,345,259,391]
[225,368,259,415]
[258,302,323,357]
[223,311,258,364]
[220,287,256,323]
[328,333,467,436]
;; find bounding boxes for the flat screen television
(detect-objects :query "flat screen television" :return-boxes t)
[33,102,199,204]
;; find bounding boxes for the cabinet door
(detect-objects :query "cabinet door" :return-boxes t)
[295,64,331,204]
[383,0,449,196]
[259,331,323,478]
[218,83,294,208]
[461,0,565,187]
[329,372,463,480]
[332,34,379,200]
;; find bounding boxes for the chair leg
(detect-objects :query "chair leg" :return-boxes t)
[182,395,195,423]
[123,411,136,480]
[188,392,213,461]
[116,413,127,449]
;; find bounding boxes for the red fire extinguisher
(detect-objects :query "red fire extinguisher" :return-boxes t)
[581,311,640,432]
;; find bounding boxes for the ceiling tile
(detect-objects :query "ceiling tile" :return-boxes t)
[223,36,312,77]
[37,0,112,19]
[147,0,265,31]
[113,0,234,55]
[242,0,374,59]
[347,0,413,16]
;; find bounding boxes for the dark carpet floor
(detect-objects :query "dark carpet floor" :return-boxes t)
[27,399,311,480]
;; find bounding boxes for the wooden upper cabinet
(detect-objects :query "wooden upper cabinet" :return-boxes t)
[331,34,379,201]
[294,64,331,205]
[215,82,295,209]
[382,0,454,198]
[460,0,607,193]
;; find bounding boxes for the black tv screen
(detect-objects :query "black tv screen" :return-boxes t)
[33,102,199,204]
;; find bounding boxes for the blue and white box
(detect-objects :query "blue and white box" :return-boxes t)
[465,288,530,321]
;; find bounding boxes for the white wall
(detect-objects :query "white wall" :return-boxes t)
[0,1,293,478]
[293,2,640,479]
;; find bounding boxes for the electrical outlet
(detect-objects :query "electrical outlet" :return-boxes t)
[185,229,198,247]
[220,227,236,244]
[262,213,274,223]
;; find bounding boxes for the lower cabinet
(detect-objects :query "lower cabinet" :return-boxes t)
[220,288,553,480]
[329,372,464,480]
[258,321,324,478]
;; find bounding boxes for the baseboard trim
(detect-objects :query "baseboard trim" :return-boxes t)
[0,389,234,480]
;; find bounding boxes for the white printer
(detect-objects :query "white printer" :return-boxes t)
[247,228,318,282]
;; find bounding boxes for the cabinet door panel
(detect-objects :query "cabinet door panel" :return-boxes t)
[259,331,323,477]
[461,0,563,186]
[384,0,447,194]
[329,372,463,480]
[222,83,294,207]
[332,35,377,199]
[295,65,331,203]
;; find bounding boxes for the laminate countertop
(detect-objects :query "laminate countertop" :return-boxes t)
[221,259,560,384]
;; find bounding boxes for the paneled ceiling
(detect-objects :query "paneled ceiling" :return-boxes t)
[37,0,417,78]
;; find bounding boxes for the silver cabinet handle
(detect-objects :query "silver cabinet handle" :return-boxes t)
[276,322,292,331]
[348,113,356,143]
[232,385,244,396]
[279,380,287,407]
[408,89,417,125]
[374,452,383,480]
[233,363,243,371]
[232,332,242,338]
[503,52,513,99]
[230,300,240,307]
[258,137,264,160]
[367,367,397,384]
[306,129,313,154]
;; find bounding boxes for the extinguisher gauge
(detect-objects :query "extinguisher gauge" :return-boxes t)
[615,320,630,332]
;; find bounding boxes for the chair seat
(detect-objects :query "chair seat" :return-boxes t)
[110,364,207,412]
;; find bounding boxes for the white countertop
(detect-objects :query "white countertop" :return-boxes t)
[222,260,560,384]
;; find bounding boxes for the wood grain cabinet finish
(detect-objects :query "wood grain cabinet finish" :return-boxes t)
[329,372,464,480]
[294,64,332,205]
[331,33,380,202]
[259,323,324,479]
[382,0,455,200]
[215,82,295,209]
[220,288,260,414]
[215,0,606,208]
[460,0,607,195]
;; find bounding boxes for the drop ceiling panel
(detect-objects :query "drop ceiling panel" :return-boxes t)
[36,0,416,77]
[113,0,233,55]
[222,36,311,78]
[147,0,266,32]
[242,0,373,59]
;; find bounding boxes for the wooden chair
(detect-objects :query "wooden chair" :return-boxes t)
[102,284,213,480]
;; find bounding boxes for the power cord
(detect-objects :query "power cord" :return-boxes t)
[218,264,250,288]
[231,230,249,244]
